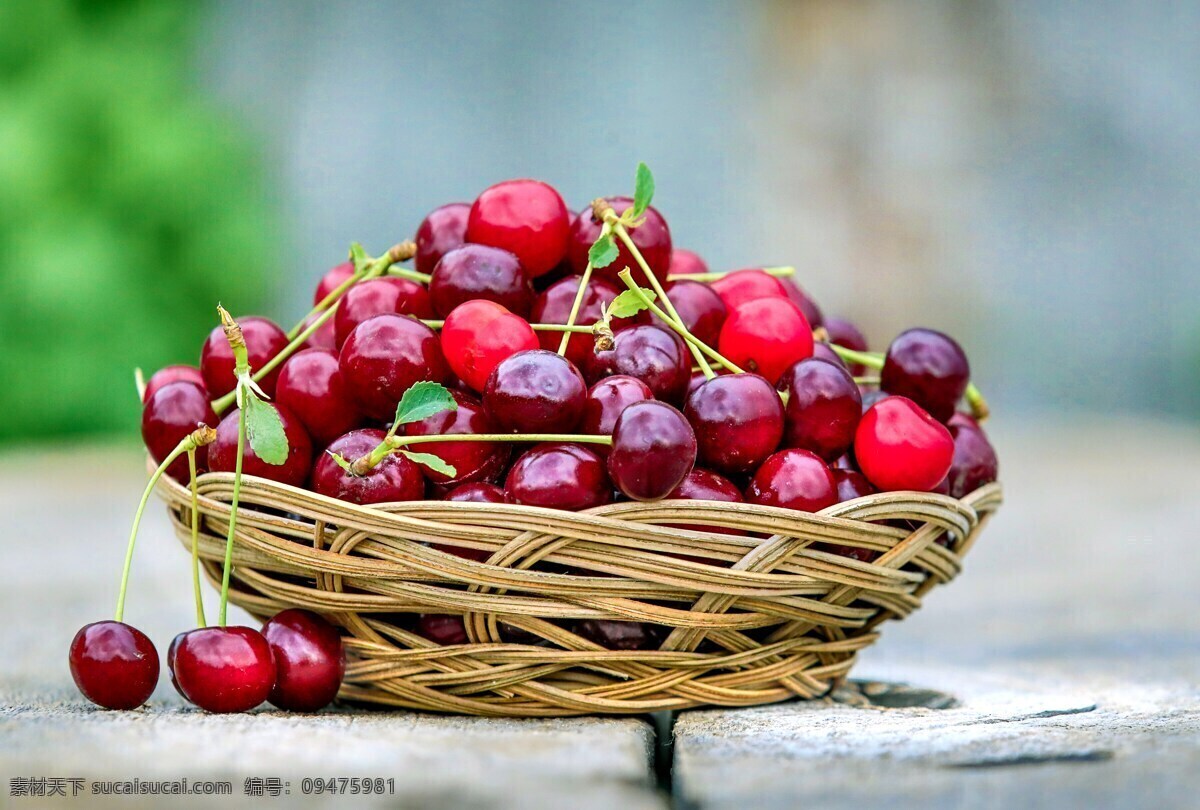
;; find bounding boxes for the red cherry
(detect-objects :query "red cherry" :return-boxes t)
[745,449,837,512]
[310,429,424,504]
[299,312,338,351]
[781,358,862,462]
[581,375,654,443]
[467,179,570,277]
[585,324,690,404]
[666,468,745,537]
[443,482,509,504]
[262,609,345,712]
[608,401,697,501]
[414,202,470,275]
[167,631,187,698]
[823,316,869,375]
[530,276,647,368]
[200,316,289,399]
[654,280,727,347]
[567,196,671,286]
[402,391,509,486]
[171,627,276,714]
[880,328,971,423]
[143,365,205,402]
[142,381,217,481]
[313,261,355,305]
[417,614,468,646]
[833,468,877,502]
[718,298,814,385]
[945,423,999,498]
[505,443,612,510]
[668,249,708,276]
[333,278,434,347]
[780,279,824,328]
[854,396,954,492]
[684,374,784,476]
[440,300,538,393]
[484,350,587,433]
[275,349,364,447]
[339,313,450,419]
[69,621,159,710]
[209,403,313,487]
[429,244,534,318]
[709,269,787,311]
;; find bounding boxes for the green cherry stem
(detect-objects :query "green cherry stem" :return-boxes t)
[826,343,990,422]
[419,320,594,334]
[387,266,433,285]
[187,448,207,628]
[666,265,796,283]
[557,223,607,356]
[214,306,254,627]
[349,432,612,476]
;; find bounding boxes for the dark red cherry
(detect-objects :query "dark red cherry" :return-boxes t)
[209,403,313,487]
[530,276,647,368]
[333,277,434,347]
[144,365,205,402]
[69,621,159,710]
[780,279,824,328]
[310,429,424,504]
[775,345,847,392]
[275,348,364,447]
[684,374,784,476]
[854,396,954,492]
[575,620,665,651]
[313,261,355,305]
[824,316,869,375]
[585,324,690,404]
[745,449,837,512]
[581,375,654,443]
[440,300,538,393]
[667,468,745,536]
[415,202,470,275]
[655,280,727,347]
[505,443,612,510]
[417,614,468,646]
[339,314,450,419]
[709,269,787,311]
[403,391,509,486]
[881,328,971,423]
[142,381,217,480]
[200,316,289,399]
[781,358,862,462]
[719,298,814,385]
[608,401,697,501]
[167,631,187,699]
[262,609,345,712]
[467,179,570,278]
[429,244,534,318]
[833,468,876,502]
[860,388,891,413]
[484,350,587,433]
[948,411,980,431]
[945,424,999,498]
[299,312,338,351]
[668,249,708,276]
[443,482,509,503]
[172,626,276,714]
[567,196,672,287]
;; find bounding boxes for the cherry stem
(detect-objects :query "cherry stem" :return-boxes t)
[419,320,593,334]
[133,367,147,401]
[558,225,606,356]
[217,398,247,627]
[187,449,207,628]
[387,267,432,285]
[666,265,796,283]
[827,343,991,422]
[351,432,613,476]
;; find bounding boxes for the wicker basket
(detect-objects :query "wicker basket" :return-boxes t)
[156,468,1001,717]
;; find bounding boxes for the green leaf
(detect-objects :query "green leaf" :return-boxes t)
[631,162,655,218]
[325,450,353,473]
[589,233,619,268]
[394,381,458,426]
[400,450,457,478]
[607,288,656,319]
[243,394,289,465]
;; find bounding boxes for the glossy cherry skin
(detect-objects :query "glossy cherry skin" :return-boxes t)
[467,179,571,278]
[860,388,891,413]
[440,300,539,393]
[530,275,647,368]
[429,243,534,318]
[824,316,869,375]
[69,621,159,710]
[144,365,206,402]
[655,280,727,347]
[333,278,434,347]
[833,468,877,502]
[262,609,345,712]
[339,313,450,419]
[313,261,355,305]
[209,403,314,488]
[310,429,425,504]
[484,350,587,433]
[709,269,788,311]
[167,632,188,699]
[299,312,338,351]
[667,468,745,536]
[505,443,613,510]
[608,401,697,501]
[142,381,218,481]
[417,614,468,646]
[403,391,509,486]
[775,345,846,392]
[746,449,837,512]
[581,375,654,443]
[585,325,690,405]
[854,396,954,492]
[575,620,665,651]
[172,627,276,714]
[415,202,470,275]
[780,279,824,328]
[567,196,672,287]
[684,374,784,476]
[945,424,999,499]
[668,249,708,277]
[719,298,814,385]
[881,328,971,423]
[781,358,862,462]
[200,316,289,399]
[443,482,509,503]
[275,349,364,447]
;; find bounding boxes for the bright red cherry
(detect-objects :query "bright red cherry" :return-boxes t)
[313,261,355,305]
[414,202,470,275]
[467,179,570,278]
[333,277,434,347]
[440,300,538,393]
[567,196,672,287]
[69,621,159,710]
[209,403,313,487]
[142,381,217,481]
[745,449,837,512]
[719,298,814,385]
[655,280,726,347]
[854,396,954,492]
[668,249,708,276]
[339,313,450,419]
[530,276,647,368]
[143,365,205,402]
[780,279,824,328]
[581,375,654,443]
[585,324,690,404]
[608,401,697,501]
[575,620,664,651]
[484,350,587,433]
[709,269,788,311]
[262,609,345,712]
[824,316,869,375]
[172,627,276,714]
[684,374,784,476]
[881,328,971,423]
[275,349,364,447]
[429,244,534,318]
[200,316,289,399]
[417,614,468,645]
[781,358,862,462]
[945,423,999,498]
[403,391,509,486]
[504,443,612,510]
[310,429,425,504]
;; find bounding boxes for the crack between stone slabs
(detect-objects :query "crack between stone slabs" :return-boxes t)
[945,749,1115,769]
[959,704,1099,725]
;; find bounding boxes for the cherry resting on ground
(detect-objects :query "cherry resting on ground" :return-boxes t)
[209,403,313,488]
[69,621,159,710]
[684,373,783,476]
[311,429,425,504]
[414,202,470,275]
[467,179,571,278]
[200,315,289,398]
[171,626,276,714]
[262,609,345,712]
[484,349,587,433]
[440,300,538,393]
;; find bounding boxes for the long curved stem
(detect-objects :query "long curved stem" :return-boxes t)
[667,265,795,283]
[827,343,990,422]
[420,320,593,334]
[617,270,744,374]
[187,449,207,628]
[216,404,247,627]
[387,267,432,284]
[558,226,606,356]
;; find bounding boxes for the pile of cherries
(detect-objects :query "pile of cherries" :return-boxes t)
[72,168,999,713]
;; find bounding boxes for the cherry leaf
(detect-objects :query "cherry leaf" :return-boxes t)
[394,381,457,426]
[631,162,655,218]
[589,233,619,268]
[400,450,457,478]
[607,288,655,319]
[243,394,289,466]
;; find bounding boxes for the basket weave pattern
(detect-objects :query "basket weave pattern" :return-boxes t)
[157,470,1001,716]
